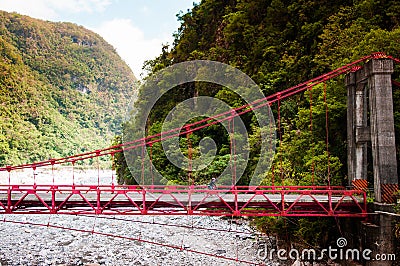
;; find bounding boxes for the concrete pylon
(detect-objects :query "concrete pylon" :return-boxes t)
[346,58,398,202]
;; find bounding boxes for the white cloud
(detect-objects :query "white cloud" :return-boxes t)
[0,0,58,20]
[49,0,111,14]
[0,0,111,21]
[92,18,171,79]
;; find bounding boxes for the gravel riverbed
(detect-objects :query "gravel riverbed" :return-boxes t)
[0,169,275,266]
[0,214,273,266]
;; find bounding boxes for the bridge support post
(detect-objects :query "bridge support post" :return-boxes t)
[346,58,398,202]
[346,71,356,186]
[346,69,369,186]
[340,203,399,266]
[366,59,398,202]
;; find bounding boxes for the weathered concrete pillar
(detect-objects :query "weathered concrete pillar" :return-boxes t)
[346,58,398,202]
[346,68,370,186]
[355,68,369,182]
[343,57,399,266]
[361,203,399,266]
[346,71,356,185]
[365,58,398,202]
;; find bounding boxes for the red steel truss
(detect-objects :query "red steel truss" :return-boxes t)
[1,53,395,218]
[0,185,367,217]
[0,53,392,173]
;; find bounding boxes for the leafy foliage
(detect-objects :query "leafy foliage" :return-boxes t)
[114,0,400,248]
[251,216,337,248]
[0,11,137,166]
[119,0,400,186]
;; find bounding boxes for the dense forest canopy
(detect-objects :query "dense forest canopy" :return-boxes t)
[114,0,400,246]
[118,0,400,189]
[0,11,137,166]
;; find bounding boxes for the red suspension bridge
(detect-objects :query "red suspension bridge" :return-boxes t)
[1,52,399,219]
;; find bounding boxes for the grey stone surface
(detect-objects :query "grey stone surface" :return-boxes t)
[0,169,278,266]
[0,214,272,266]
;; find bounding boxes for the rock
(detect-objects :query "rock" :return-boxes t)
[215,249,226,254]
[0,170,269,265]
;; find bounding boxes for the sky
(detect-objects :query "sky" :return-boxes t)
[0,0,199,79]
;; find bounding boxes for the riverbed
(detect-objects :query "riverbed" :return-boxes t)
[0,214,271,265]
[0,168,272,266]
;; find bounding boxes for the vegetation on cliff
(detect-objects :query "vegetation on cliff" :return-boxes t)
[0,11,137,166]
[115,0,400,248]
[118,0,400,186]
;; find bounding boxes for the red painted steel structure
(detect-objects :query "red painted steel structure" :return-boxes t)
[0,184,366,217]
[1,52,392,173]
[1,52,396,218]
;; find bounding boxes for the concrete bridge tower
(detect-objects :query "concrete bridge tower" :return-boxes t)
[346,57,398,203]
[344,57,399,266]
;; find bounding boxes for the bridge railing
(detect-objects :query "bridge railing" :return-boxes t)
[0,184,367,217]
[2,53,394,217]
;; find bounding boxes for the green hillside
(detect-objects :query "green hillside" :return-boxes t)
[0,11,137,166]
[115,0,400,247]
[118,0,400,187]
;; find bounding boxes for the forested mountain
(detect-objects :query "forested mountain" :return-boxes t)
[115,0,400,245]
[0,11,137,166]
[118,0,400,187]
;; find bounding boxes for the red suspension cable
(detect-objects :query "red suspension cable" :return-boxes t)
[324,82,331,187]
[149,144,154,186]
[229,117,237,186]
[111,153,115,187]
[309,87,315,185]
[277,95,284,184]
[0,52,396,173]
[141,143,145,185]
[186,126,193,186]
[72,160,75,187]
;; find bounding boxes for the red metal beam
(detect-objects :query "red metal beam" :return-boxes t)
[1,53,393,219]
[0,185,367,217]
[1,53,394,172]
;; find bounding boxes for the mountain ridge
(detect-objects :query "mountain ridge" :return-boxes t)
[0,10,137,166]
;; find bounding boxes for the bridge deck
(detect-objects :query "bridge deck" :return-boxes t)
[0,185,367,217]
